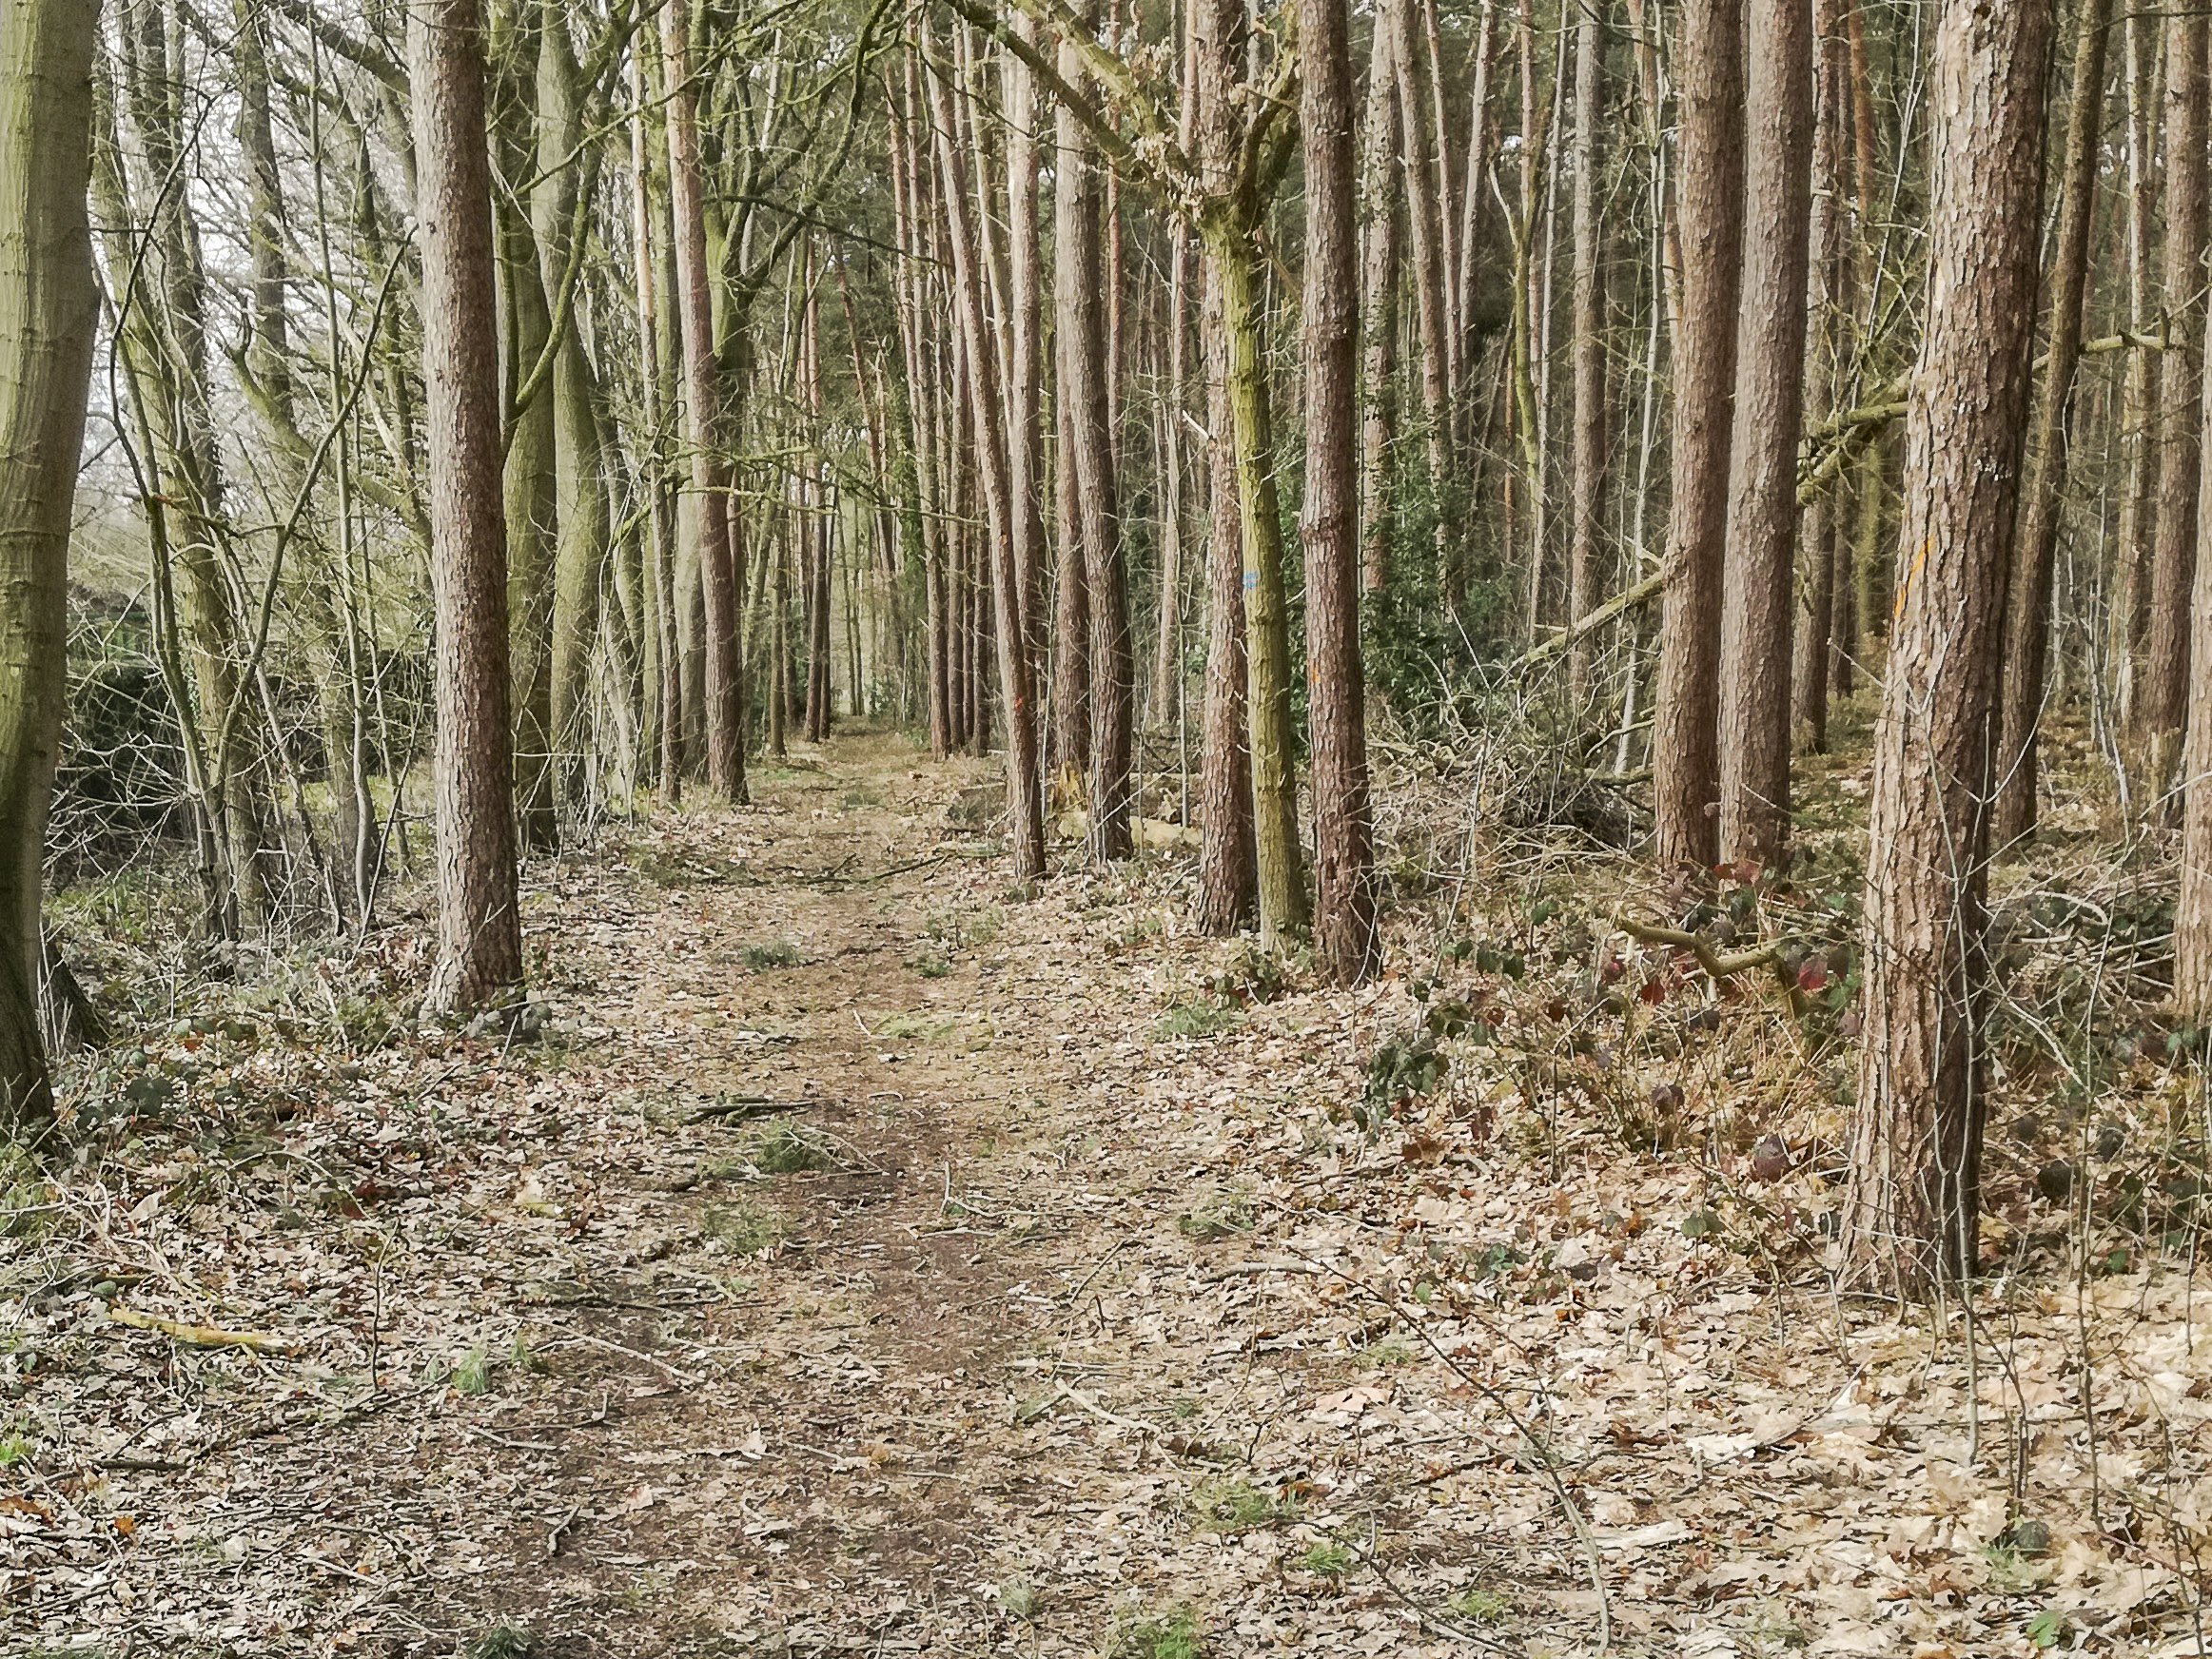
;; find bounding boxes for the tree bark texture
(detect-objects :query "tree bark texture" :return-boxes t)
[1992,0,2111,846]
[1300,0,1377,983]
[1651,0,1745,869]
[1716,0,1814,868]
[0,0,99,1125]
[1842,0,2052,1292]
[410,0,525,1015]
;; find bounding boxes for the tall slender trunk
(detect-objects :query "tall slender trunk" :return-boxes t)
[1565,0,1609,708]
[1791,3,1847,755]
[1004,19,1047,684]
[1714,0,1813,867]
[1650,0,1745,868]
[1057,4,1132,862]
[1193,0,1307,947]
[632,47,681,803]
[1384,0,1455,608]
[1151,48,1202,712]
[1359,18,1402,594]
[0,0,99,1124]
[534,3,612,809]
[1301,0,1376,983]
[1194,256,1257,934]
[927,29,1047,878]
[2138,4,2207,794]
[2114,9,2160,726]
[1993,0,2112,845]
[410,0,525,1015]
[1843,0,2052,1293]
[662,0,745,800]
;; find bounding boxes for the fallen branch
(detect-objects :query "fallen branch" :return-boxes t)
[688,1095,815,1124]
[103,1304,301,1355]
[1513,570,1666,672]
[1615,915,1806,1019]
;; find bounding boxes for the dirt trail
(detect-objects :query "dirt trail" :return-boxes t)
[18,735,1575,1658]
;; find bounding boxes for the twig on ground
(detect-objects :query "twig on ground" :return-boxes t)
[103,1303,301,1355]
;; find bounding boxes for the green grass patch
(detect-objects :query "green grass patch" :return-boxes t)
[738,942,803,970]
[1190,1474,1297,1532]
[1451,1588,1511,1625]
[463,1625,537,1659]
[1157,1002,1241,1040]
[703,1199,783,1255]
[1176,1190,1255,1240]
[751,1120,838,1174]
[1108,1606,1204,1659]
[1299,1541,1353,1577]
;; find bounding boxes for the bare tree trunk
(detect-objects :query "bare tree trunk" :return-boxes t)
[1565,0,1609,710]
[1359,18,1401,594]
[632,45,681,803]
[1151,48,1201,712]
[533,3,612,810]
[2138,4,2207,796]
[1194,258,1258,934]
[1384,0,1455,608]
[927,29,1047,878]
[0,0,98,1126]
[1842,0,2052,1293]
[1993,0,2112,846]
[2114,8,2160,727]
[662,0,745,801]
[1051,394,1091,785]
[1056,5,1132,862]
[1651,0,1744,868]
[410,0,525,1016]
[1714,0,1813,868]
[1301,0,1376,984]
[1790,0,1850,754]
[1004,18,1047,690]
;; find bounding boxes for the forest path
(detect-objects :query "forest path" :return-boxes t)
[357,731,1534,1657]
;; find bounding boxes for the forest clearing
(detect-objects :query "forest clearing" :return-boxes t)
[10,0,2212,1652]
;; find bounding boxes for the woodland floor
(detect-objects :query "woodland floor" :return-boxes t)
[10,729,2212,1657]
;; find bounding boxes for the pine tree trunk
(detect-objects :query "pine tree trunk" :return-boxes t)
[1842,0,2052,1293]
[410,0,526,1016]
[1651,0,1745,869]
[1051,394,1091,784]
[1300,0,1376,984]
[1992,0,2111,847]
[1004,18,1048,690]
[1715,0,1813,868]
